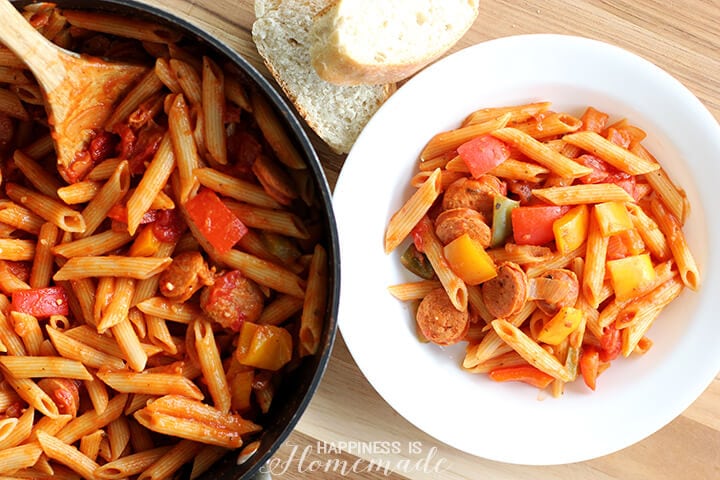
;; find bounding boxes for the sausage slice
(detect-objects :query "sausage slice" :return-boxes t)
[416,288,469,346]
[481,262,528,319]
[435,207,491,247]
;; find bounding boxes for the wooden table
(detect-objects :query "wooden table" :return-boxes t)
[151,1,719,478]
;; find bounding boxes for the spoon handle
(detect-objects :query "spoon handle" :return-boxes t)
[0,0,67,92]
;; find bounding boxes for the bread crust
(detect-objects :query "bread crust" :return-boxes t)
[310,0,480,86]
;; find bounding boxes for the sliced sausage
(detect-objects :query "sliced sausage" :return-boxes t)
[38,378,80,417]
[416,288,469,346]
[532,269,579,316]
[442,175,505,220]
[435,207,491,247]
[159,251,214,302]
[200,270,265,331]
[481,262,528,319]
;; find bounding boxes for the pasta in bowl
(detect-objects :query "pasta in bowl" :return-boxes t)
[1,1,338,479]
[334,35,720,464]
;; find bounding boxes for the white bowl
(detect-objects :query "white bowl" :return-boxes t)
[332,34,720,465]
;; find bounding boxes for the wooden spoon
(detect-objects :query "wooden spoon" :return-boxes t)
[0,0,148,180]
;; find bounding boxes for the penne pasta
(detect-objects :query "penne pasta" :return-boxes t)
[62,10,182,43]
[421,113,512,161]
[649,197,700,290]
[532,183,634,205]
[5,183,85,233]
[0,356,92,380]
[562,131,660,174]
[53,256,172,281]
[384,168,443,253]
[299,244,328,357]
[194,167,281,209]
[52,230,134,258]
[250,89,306,169]
[491,127,593,178]
[491,319,572,382]
[126,134,176,235]
[202,57,227,165]
[168,93,200,203]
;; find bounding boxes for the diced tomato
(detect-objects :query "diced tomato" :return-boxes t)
[608,172,638,201]
[606,127,631,149]
[599,324,622,362]
[410,216,433,253]
[579,345,600,391]
[5,261,30,282]
[511,205,570,245]
[577,154,612,184]
[606,234,630,260]
[580,107,609,134]
[89,130,118,163]
[457,135,510,178]
[125,123,164,175]
[152,208,185,243]
[11,286,70,318]
[185,188,248,254]
[113,123,136,160]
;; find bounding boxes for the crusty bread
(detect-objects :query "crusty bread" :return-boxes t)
[310,0,480,85]
[252,0,396,154]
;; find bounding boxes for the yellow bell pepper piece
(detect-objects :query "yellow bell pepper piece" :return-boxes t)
[443,233,497,285]
[553,204,589,254]
[606,253,657,302]
[235,322,293,371]
[594,201,632,237]
[537,306,583,345]
[128,224,161,257]
[228,368,254,412]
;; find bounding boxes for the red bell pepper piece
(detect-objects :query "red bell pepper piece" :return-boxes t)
[185,188,248,254]
[488,365,554,389]
[457,134,510,178]
[12,286,70,318]
[579,345,600,391]
[511,205,570,245]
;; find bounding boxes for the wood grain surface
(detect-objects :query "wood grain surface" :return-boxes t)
[150,1,719,478]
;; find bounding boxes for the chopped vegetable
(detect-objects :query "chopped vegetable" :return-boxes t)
[599,324,622,362]
[537,306,583,345]
[490,194,519,247]
[129,224,161,257]
[606,253,656,302]
[457,134,510,178]
[11,286,69,318]
[552,204,589,254]
[185,188,248,254]
[579,345,600,390]
[235,322,293,371]
[228,368,254,412]
[400,243,435,279]
[594,201,632,237]
[489,365,554,389]
[511,205,569,245]
[443,233,497,285]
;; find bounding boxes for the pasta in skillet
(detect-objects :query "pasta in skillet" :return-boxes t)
[387,101,699,395]
[0,3,328,478]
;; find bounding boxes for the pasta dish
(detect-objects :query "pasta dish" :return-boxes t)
[0,3,328,478]
[386,101,699,395]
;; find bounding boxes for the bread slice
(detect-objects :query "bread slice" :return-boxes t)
[252,0,396,154]
[310,0,480,85]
